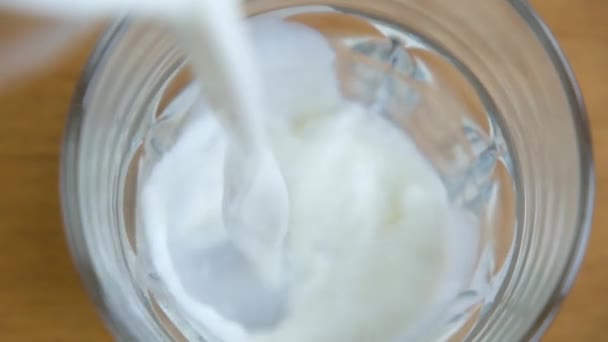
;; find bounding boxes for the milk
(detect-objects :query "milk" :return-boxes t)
[141,17,479,341]
[170,0,289,288]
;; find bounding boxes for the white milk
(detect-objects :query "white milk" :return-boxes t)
[141,17,480,341]
[169,0,289,288]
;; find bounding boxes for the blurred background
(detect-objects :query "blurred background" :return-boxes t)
[0,0,605,340]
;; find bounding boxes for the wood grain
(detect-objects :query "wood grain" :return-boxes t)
[0,1,605,340]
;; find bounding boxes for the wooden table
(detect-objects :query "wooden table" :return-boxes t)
[0,1,605,340]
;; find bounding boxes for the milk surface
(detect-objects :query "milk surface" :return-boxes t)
[141,17,479,341]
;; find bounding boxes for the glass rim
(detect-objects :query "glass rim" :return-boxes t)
[60,1,595,340]
[507,0,594,339]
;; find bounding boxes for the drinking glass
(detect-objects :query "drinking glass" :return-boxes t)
[61,0,594,340]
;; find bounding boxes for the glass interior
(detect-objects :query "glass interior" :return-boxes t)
[60,1,593,341]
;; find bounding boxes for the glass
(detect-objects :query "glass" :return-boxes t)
[60,0,594,341]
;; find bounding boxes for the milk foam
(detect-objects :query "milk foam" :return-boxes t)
[141,17,479,341]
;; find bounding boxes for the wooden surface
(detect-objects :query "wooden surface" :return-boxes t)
[0,1,606,341]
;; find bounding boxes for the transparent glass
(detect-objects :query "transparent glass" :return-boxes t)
[61,0,594,341]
